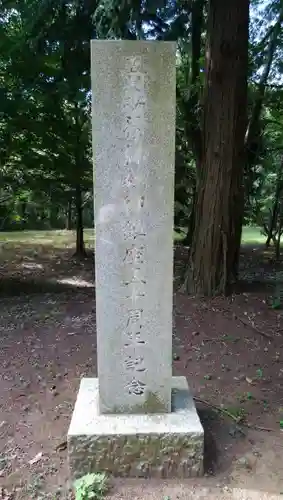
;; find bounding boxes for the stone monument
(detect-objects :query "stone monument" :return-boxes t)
[67,40,204,479]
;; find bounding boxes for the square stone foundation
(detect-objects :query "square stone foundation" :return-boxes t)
[67,376,204,480]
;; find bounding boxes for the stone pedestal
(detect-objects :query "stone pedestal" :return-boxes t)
[68,377,204,479]
[67,40,204,480]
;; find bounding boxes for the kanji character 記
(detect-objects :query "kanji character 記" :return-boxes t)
[124,355,146,372]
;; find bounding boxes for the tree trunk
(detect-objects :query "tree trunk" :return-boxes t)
[50,204,59,228]
[186,0,204,166]
[66,198,72,230]
[186,0,249,296]
[275,190,283,260]
[183,181,196,247]
[244,5,283,197]
[267,157,283,249]
[182,0,204,245]
[74,183,86,258]
[20,201,27,220]
[266,202,279,248]
[275,209,282,261]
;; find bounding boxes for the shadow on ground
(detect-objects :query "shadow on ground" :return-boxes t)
[0,243,95,297]
[198,407,249,477]
[0,276,95,297]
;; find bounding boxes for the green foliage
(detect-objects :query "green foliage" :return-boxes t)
[0,0,94,245]
[1,0,283,265]
[73,473,108,500]
[94,0,188,40]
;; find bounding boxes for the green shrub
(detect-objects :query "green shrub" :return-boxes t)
[73,473,108,500]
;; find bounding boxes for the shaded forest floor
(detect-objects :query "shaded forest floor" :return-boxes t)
[0,229,283,498]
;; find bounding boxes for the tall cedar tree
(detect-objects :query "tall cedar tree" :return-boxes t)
[187,0,249,296]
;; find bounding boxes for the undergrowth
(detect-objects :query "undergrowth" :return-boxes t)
[73,473,108,500]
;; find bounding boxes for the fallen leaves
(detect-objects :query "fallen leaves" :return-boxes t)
[246,376,254,385]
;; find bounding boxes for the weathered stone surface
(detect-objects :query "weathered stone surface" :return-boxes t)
[104,485,283,500]
[67,41,204,481]
[68,377,204,479]
[91,40,176,414]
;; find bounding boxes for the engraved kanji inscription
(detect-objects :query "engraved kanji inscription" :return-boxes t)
[126,377,146,396]
[123,245,145,265]
[139,195,145,208]
[125,152,143,169]
[124,330,145,346]
[123,92,146,112]
[125,55,142,72]
[123,220,146,240]
[122,172,135,188]
[124,193,131,206]
[125,286,145,302]
[124,355,146,372]
[124,73,145,89]
[126,308,143,327]
[124,125,143,142]
[123,268,146,286]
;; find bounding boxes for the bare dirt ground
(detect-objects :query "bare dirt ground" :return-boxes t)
[0,233,283,498]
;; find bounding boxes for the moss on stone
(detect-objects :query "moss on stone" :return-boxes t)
[110,391,171,415]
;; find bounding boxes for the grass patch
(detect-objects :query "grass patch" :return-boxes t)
[0,229,95,250]
[0,225,270,251]
[241,226,266,245]
[0,228,185,249]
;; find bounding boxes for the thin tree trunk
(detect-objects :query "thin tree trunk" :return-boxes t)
[275,211,282,260]
[66,198,72,230]
[186,0,249,296]
[275,192,283,260]
[187,0,204,166]
[245,6,283,194]
[183,0,204,245]
[183,181,196,247]
[21,201,27,220]
[267,157,283,248]
[74,183,86,257]
[73,101,87,258]
[266,202,279,248]
[50,204,59,228]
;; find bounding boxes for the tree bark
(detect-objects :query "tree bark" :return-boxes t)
[266,201,279,248]
[184,181,196,247]
[245,6,283,197]
[266,157,283,248]
[182,0,204,246]
[74,183,86,258]
[66,197,72,230]
[50,204,59,228]
[186,0,249,296]
[73,99,87,258]
[275,208,282,260]
[186,0,204,166]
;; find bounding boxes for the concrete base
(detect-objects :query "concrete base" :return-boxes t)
[67,376,204,480]
[104,483,283,500]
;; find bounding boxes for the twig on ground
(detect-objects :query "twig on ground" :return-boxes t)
[236,315,274,340]
[194,397,241,422]
[194,397,276,432]
[221,307,274,340]
[201,337,227,343]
